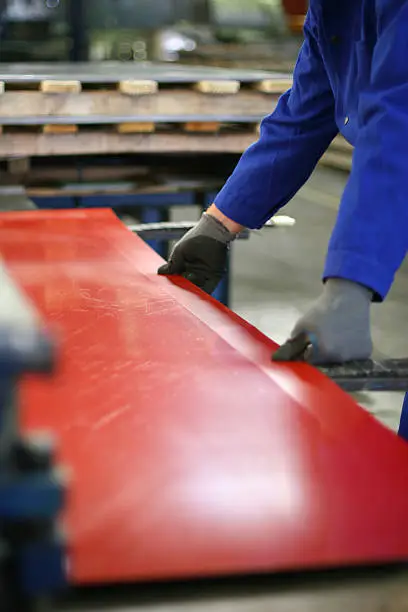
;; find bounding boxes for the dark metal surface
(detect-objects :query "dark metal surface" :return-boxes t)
[319,358,408,392]
[0,62,286,83]
[60,566,408,612]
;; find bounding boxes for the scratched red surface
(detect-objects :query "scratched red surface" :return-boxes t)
[1,208,408,586]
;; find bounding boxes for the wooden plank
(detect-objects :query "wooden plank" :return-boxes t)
[0,129,352,163]
[40,80,82,94]
[0,90,279,121]
[118,80,158,95]
[183,121,220,133]
[42,124,79,134]
[254,78,293,94]
[116,122,155,133]
[194,80,240,94]
[0,132,256,158]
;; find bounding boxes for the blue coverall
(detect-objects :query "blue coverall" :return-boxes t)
[214,0,408,441]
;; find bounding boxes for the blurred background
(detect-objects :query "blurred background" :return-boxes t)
[0,0,306,69]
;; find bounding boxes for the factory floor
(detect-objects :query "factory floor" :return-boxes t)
[225,165,406,434]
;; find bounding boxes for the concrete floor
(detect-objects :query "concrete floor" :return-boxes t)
[229,165,407,433]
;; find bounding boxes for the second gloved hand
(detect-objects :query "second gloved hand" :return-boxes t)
[273,278,374,364]
[157,212,236,294]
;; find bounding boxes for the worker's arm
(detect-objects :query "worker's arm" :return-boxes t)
[212,9,338,230]
[275,1,408,364]
[158,9,338,289]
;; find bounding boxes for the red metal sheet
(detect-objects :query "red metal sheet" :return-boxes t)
[1,208,408,586]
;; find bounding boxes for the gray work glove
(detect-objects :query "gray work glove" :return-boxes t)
[272,278,373,364]
[157,213,236,294]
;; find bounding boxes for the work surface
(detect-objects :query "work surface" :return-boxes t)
[1,208,408,588]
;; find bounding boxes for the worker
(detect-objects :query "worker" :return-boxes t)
[158,1,408,440]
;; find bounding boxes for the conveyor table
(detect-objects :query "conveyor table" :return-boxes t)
[1,209,408,609]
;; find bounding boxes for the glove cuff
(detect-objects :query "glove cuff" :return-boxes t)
[201,213,237,244]
[324,278,373,304]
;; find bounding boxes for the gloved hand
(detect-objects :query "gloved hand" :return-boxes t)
[157,212,236,294]
[272,278,373,364]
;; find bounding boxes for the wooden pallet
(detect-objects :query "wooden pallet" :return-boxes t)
[0,126,354,163]
[0,63,293,128]
[0,87,288,127]
[0,63,292,155]
[1,75,292,96]
[0,131,353,162]
[0,62,356,171]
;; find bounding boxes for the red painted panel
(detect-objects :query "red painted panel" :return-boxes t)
[1,208,408,586]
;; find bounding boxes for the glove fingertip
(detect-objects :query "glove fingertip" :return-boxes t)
[271,343,295,362]
[272,332,311,362]
[157,264,172,276]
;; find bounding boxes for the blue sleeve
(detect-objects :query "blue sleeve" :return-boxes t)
[324,1,408,301]
[213,10,338,229]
